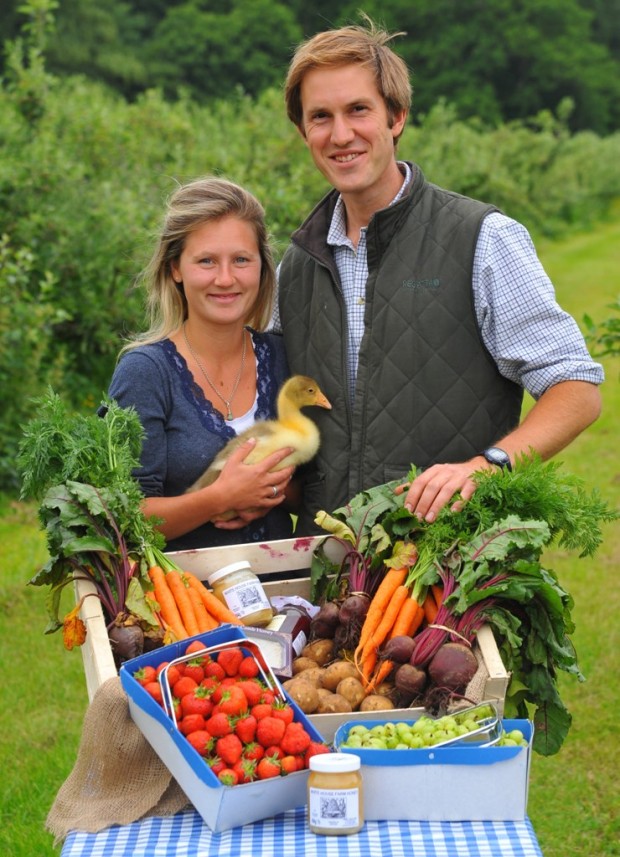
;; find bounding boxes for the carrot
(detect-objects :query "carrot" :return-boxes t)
[432,584,444,610]
[165,569,201,637]
[183,571,243,626]
[148,566,188,640]
[361,648,378,686]
[407,603,425,637]
[184,579,218,632]
[388,594,420,639]
[360,584,410,666]
[355,567,408,661]
[422,588,439,624]
[366,658,395,695]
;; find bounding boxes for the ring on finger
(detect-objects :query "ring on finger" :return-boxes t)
[271,485,278,498]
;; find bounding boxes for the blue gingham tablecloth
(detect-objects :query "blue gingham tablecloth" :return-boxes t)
[61,807,543,857]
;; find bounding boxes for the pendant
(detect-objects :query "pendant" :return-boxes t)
[226,409,233,420]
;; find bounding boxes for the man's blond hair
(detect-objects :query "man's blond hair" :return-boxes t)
[284,16,412,141]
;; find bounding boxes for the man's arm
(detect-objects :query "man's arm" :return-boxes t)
[400,380,602,522]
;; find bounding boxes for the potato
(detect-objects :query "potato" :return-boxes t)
[316,687,336,700]
[316,692,353,714]
[336,676,366,710]
[320,660,358,691]
[359,694,395,712]
[292,656,322,675]
[301,638,335,667]
[292,667,325,688]
[285,680,320,714]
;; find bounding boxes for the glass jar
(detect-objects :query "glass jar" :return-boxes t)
[307,753,364,836]
[206,561,273,627]
[267,604,312,658]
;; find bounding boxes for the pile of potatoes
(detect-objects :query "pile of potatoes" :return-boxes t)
[282,638,396,715]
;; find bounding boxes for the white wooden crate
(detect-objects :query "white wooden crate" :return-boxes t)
[75,536,510,728]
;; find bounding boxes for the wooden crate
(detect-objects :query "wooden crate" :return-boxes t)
[75,536,511,725]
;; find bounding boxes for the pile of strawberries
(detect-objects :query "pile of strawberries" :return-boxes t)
[133,640,330,786]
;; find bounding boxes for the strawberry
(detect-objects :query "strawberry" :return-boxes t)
[237,656,259,678]
[186,730,213,757]
[204,660,226,681]
[218,767,239,786]
[158,663,181,688]
[200,676,220,693]
[271,700,295,725]
[233,757,257,784]
[214,685,248,718]
[183,659,205,684]
[256,755,281,780]
[181,687,213,718]
[251,702,274,721]
[144,681,163,705]
[217,647,244,677]
[216,734,243,766]
[243,742,264,763]
[179,713,206,736]
[260,689,277,706]
[185,640,209,658]
[205,712,233,738]
[234,713,257,744]
[207,756,226,777]
[237,679,265,707]
[280,722,312,756]
[133,665,157,687]
[173,676,199,699]
[280,755,298,776]
[264,745,284,760]
[304,741,331,767]
[256,716,286,748]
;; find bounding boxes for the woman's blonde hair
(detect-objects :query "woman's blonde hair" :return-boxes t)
[285,16,412,143]
[123,176,275,352]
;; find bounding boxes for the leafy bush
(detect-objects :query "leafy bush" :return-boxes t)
[0,66,618,490]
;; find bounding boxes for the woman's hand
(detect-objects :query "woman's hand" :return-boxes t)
[208,438,295,528]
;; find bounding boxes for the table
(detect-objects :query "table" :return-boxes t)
[61,807,543,857]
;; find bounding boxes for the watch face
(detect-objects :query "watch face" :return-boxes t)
[484,447,511,469]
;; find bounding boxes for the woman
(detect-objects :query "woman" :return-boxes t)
[108,177,295,551]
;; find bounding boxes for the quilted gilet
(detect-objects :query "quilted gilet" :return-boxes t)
[278,165,523,533]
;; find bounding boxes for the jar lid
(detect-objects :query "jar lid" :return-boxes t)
[309,752,360,773]
[206,560,252,586]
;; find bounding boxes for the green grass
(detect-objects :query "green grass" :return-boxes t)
[0,218,618,855]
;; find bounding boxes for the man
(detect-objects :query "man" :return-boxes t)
[274,18,603,534]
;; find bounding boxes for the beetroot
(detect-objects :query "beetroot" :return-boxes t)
[338,593,370,626]
[381,634,416,664]
[310,601,341,639]
[394,663,427,697]
[427,642,478,691]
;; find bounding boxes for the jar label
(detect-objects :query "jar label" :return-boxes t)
[222,580,271,619]
[308,787,360,830]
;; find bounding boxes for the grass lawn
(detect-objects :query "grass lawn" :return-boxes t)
[0,218,618,855]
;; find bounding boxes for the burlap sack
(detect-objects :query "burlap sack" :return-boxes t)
[46,677,189,844]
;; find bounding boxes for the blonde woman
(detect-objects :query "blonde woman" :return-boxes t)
[109,177,295,551]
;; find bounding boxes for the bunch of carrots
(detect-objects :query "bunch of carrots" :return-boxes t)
[144,548,241,642]
[353,565,443,694]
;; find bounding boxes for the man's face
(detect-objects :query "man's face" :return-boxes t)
[299,63,407,206]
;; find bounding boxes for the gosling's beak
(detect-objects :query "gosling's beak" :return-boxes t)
[315,391,332,410]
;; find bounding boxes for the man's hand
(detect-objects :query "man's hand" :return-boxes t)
[395,457,488,522]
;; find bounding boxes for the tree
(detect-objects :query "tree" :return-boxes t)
[348,0,620,133]
[144,0,301,100]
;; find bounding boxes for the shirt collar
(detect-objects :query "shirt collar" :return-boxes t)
[327,162,413,248]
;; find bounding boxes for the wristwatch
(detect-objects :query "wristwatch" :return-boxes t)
[481,447,512,471]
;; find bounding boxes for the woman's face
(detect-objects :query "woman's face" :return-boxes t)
[171,216,261,328]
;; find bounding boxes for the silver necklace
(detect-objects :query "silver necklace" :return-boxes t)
[183,322,247,421]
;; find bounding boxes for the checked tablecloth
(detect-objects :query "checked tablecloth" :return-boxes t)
[61,807,543,857]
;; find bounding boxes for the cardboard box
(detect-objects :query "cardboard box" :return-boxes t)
[333,717,533,822]
[119,624,327,832]
[75,536,511,739]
